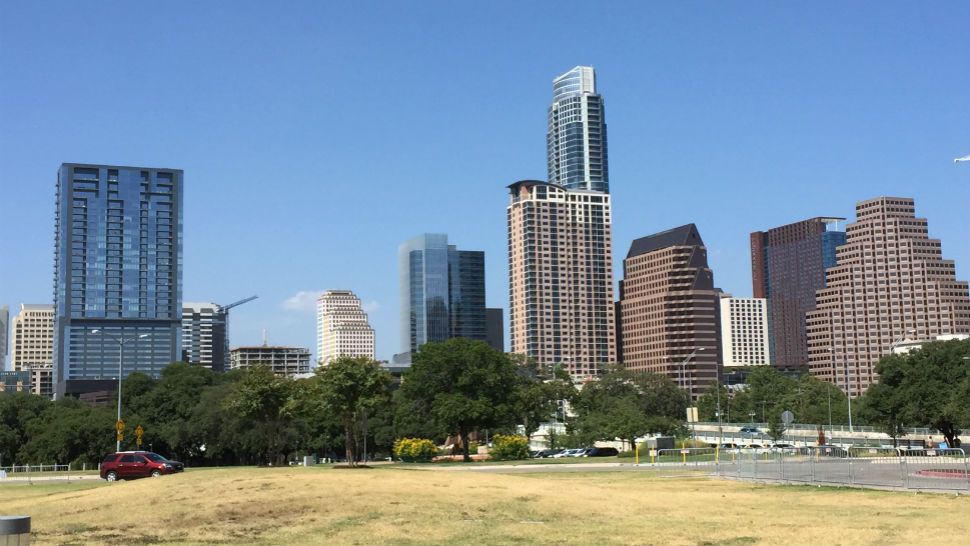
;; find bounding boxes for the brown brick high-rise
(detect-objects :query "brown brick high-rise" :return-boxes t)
[806,197,970,396]
[751,217,845,370]
[618,224,721,399]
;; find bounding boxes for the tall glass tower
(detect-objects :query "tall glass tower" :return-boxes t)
[547,66,609,193]
[53,163,183,397]
[397,234,486,360]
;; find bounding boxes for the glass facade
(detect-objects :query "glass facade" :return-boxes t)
[547,66,609,193]
[398,234,486,356]
[821,230,846,272]
[53,164,183,396]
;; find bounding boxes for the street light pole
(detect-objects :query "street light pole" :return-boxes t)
[844,355,853,434]
[92,330,150,452]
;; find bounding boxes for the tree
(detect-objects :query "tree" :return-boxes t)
[766,410,786,442]
[569,365,687,450]
[225,366,294,465]
[398,339,520,462]
[510,359,576,443]
[309,356,392,467]
[857,358,907,447]
[862,340,970,448]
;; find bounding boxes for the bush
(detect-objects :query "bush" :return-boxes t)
[393,438,438,462]
[490,434,530,461]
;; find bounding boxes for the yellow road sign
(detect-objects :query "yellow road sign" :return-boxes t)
[116,432,124,442]
[115,420,125,432]
[135,425,144,437]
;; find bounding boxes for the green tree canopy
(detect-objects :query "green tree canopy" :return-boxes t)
[307,356,392,466]
[398,338,520,462]
[569,365,687,449]
[862,339,970,448]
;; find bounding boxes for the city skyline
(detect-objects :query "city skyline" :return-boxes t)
[2,2,969,364]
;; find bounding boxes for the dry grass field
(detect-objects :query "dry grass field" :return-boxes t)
[1,466,968,545]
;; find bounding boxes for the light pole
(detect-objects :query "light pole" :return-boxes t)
[889,329,917,355]
[678,348,705,442]
[91,329,150,452]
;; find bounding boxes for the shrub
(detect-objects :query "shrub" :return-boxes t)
[393,438,438,462]
[490,434,530,461]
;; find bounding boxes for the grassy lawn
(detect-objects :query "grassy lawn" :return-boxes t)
[0,466,967,545]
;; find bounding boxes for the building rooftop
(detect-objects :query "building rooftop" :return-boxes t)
[627,224,703,259]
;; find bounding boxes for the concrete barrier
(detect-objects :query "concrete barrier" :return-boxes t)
[0,515,30,545]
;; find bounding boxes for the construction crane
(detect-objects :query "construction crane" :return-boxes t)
[216,295,258,372]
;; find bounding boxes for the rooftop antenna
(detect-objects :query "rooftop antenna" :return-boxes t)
[262,329,268,347]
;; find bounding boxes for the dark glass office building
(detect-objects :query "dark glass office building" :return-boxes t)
[398,234,487,359]
[53,164,183,397]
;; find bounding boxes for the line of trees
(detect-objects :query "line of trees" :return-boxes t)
[2,338,966,466]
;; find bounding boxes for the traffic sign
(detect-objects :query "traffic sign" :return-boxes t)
[116,432,124,442]
[135,425,144,438]
[781,410,794,425]
[115,420,125,433]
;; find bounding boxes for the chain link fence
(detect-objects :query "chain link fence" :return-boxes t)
[635,447,969,492]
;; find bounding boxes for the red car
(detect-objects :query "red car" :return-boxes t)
[100,451,185,481]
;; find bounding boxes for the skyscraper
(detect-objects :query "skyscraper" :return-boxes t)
[719,296,771,368]
[10,304,55,397]
[751,217,845,370]
[398,234,486,360]
[508,65,616,380]
[0,305,7,370]
[317,289,376,365]
[618,224,721,398]
[547,66,609,193]
[806,197,970,396]
[508,181,616,379]
[181,302,227,371]
[53,163,183,397]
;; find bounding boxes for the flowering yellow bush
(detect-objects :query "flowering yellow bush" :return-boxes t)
[490,434,530,461]
[393,437,438,462]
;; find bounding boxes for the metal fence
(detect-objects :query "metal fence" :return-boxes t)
[711,447,970,492]
[635,447,969,492]
[0,464,72,474]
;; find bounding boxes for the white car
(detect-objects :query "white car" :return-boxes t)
[553,448,587,458]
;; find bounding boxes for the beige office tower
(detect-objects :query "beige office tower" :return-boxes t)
[10,304,55,397]
[507,180,616,380]
[618,224,721,399]
[316,290,376,366]
[807,197,970,396]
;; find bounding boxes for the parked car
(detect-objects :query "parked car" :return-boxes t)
[534,449,562,458]
[739,427,760,434]
[553,448,587,458]
[584,447,620,457]
[100,451,185,481]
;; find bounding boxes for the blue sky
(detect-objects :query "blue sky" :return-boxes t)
[2,1,969,363]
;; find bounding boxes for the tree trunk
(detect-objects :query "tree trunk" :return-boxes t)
[940,423,956,450]
[345,419,356,467]
[459,423,471,463]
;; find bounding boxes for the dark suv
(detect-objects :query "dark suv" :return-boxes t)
[100,451,185,481]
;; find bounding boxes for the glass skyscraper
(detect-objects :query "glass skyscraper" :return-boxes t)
[397,234,486,359]
[547,66,609,193]
[53,163,183,397]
